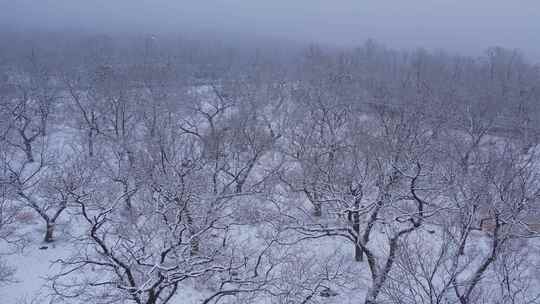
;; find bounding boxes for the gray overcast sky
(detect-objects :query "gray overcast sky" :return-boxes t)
[2,0,540,60]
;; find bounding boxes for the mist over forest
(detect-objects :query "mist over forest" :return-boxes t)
[1,2,540,304]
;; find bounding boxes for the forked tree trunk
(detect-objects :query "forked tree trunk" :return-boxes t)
[44,222,55,243]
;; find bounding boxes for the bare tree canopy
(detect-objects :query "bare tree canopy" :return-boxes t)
[1,8,540,304]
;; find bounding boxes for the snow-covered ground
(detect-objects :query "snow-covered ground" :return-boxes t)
[2,236,70,303]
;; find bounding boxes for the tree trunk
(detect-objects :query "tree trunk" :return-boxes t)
[190,238,200,256]
[313,201,322,217]
[123,182,132,210]
[40,116,47,137]
[355,242,364,262]
[145,290,157,304]
[44,222,55,243]
[24,140,34,163]
[353,197,362,261]
[235,179,245,194]
[184,207,199,256]
[88,129,94,157]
